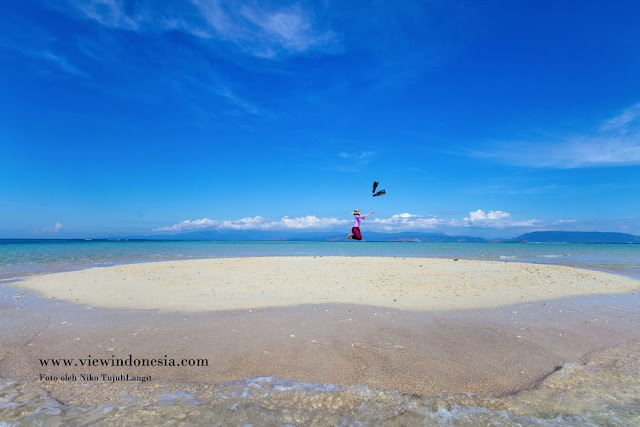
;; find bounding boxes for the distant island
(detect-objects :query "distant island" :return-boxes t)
[4,230,639,244]
[510,231,640,244]
[107,230,640,244]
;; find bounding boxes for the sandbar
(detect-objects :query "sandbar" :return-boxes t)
[2,257,640,406]
[15,257,640,312]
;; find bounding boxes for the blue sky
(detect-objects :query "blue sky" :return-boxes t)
[2,0,639,238]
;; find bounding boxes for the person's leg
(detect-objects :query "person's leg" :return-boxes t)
[352,227,362,240]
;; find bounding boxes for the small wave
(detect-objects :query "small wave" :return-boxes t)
[499,255,518,260]
[157,390,200,405]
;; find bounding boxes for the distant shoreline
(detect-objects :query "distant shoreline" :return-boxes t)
[3,229,640,244]
[2,239,640,244]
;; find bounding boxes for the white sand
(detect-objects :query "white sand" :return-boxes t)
[16,257,640,312]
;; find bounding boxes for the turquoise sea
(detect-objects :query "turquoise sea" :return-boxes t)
[1,239,639,281]
[2,239,640,425]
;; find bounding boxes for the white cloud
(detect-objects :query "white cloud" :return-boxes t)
[0,36,88,78]
[466,209,509,225]
[469,102,640,168]
[193,1,337,57]
[600,102,640,133]
[67,0,338,58]
[157,210,544,233]
[367,210,540,231]
[43,222,64,233]
[38,50,88,78]
[70,0,140,31]
[470,139,640,169]
[552,219,577,225]
[338,151,375,160]
[155,215,348,232]
[157,210,545,233]
[215,85,262,116]
[370,213,448,231]
[235,4,337,57]
[463,209,539,228]
[336,150,376,169]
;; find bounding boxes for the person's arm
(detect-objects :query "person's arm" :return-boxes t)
[362,211,375,218]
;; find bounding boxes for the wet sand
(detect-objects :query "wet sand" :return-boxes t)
[2,284,640,406]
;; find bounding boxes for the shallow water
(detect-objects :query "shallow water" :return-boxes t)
[2,340,639,426]
[2,240,640,281]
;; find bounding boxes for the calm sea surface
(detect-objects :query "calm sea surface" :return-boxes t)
[1,239,639,281]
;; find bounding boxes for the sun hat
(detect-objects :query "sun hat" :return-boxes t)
[353,209,361,214]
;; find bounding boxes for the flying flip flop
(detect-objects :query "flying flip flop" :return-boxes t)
[372,181,386,197]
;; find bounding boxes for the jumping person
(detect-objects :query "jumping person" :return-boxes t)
[348,209,375,240]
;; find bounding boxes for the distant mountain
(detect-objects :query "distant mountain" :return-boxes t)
[102,230,640,244]
[121,230,489,242]
[355,232,487,243]
[512,231,640,243]
[7,230,639,244]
